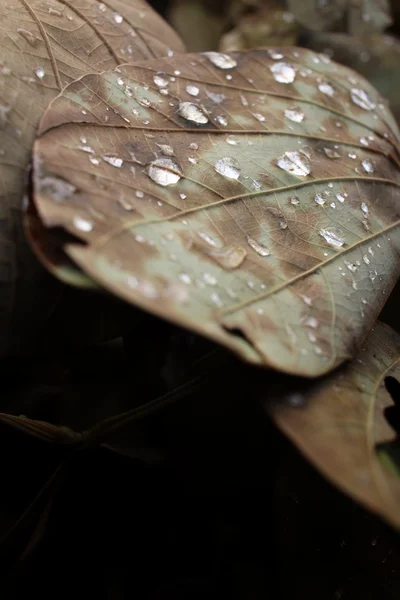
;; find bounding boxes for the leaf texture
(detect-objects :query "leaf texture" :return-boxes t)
[0,0,184,355]
[266,321,400,529]
[32,47,400,376]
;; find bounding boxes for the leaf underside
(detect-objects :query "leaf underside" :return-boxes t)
[32,47,400,376]
[0,0,184,354]
[266,321,400,530]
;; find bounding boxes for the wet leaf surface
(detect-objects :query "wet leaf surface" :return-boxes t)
[266,321,400,529]
[32,47,400,376]
[0,0,184,355]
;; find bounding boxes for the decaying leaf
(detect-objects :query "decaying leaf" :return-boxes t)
[0,0,184,355]
[32,47,400,376]
[266,321,400,529]
[305,32,400,123]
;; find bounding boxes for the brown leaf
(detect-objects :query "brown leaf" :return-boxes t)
[266,321,400,529]
[0,413,81,444]
[32,47,400,376]
[0,0,184,355]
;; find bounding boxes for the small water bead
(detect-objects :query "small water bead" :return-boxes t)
[319,227,345,248]
[189,142,199,150]
[361,202,369,215]
[363,254,371,265]
[210,292,224,307]
[324,148,341,159]
[203,272,217,285]
[207,246,247,269]
[153,73,168,88]
[188,156,198,164]
[307,331,317,343]
[89,156,100,165]
[368,246,374,256]
[48,6,62,16]
[179,193,186,200]
[284,107,304,123]
[252,180,261,190]
[247,237,270,257]
[336,193,345,203]
[301,295,313,306]
[202,52,237,69]
[197,231,220,247]
[270,62,296,83]
[290,196,300,205]
[314,193,326,206]
[362,159,374,173]
[348,153,357,159]
[268,49,284,59]
[240,94,248,107]
[215,157,241,180]
[178,102,208,124]
[179,273,192,285]
[351,88,376,111]
[207,91,225,104]
[330,202,336,209]
[34,67,45,79]
[98,2,106,10]
[103,155,123,167]
[216,115,228,126]
[345,261,357,272]
[186,84,199,96]
[78,145,94,153]
[359,137,369,147]
[17,28,37,46]
[280,220,288,230]
[157,143,174,156]
[318,82,335,96]
[113,13,123,23]
[303,316,319,329]
[135,190,144,198]
[74,216,93,232]
[252,113,265,122]
[148,157,181,186]
[276,151,311,176]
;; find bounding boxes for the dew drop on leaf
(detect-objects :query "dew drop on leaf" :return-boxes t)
[186,84,199,96]
[319,227,345,248]
[318,82,335,96]
[247,236,270,257]
[270,62,296,83]
[17,28,37,46]
[290,196,300,205]
[314,193,326,206]
[284,107,304,123]
[103,154,123,167]
[361,202,369,215]
[351,88,376,111]
[147,157,181,186]
[202,52,237,69]
[276,151,311,176]
[178,102,208,124]
[73,216,93,232]
[153,73,168,88]
[206,91,226,104]
[362,159,374,173]
[207,246,247,269]
[34,67,45,79]
[113,12,123,23]
[214,157,241,180]
[324,148,341,159]
[216,115,228,126]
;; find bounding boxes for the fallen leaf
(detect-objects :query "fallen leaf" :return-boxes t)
[0,413,81,444]
[32,47,400,376]
[265,321,400,529]
[0,0,184,355]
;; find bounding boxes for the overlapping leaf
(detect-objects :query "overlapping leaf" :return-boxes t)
[32,47,400,376]
[266,321,400,529]
[0,0,184,355]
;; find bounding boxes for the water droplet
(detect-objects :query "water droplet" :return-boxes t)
[189,142,199,150]
[351,88,376,111]
[319,227,345,248]
[216,115,228,126]
[148,157,181,186]
[153,73,168,88]
[156,143,174,156]
[48,6,62,16]
[270,62,296,83]
[34,67,45,79]
[330,202,336,209]
[215,157,241,180]
[113,12,123,23]
[206,91,226,104]
[103,154,123,167]
[363,254,371,265]
[98,2,107,11]
[78,144,94,153]
[186,84,199,96]
[290,196,300,205]
[17,28,37,46]
[179,273,192,285]
[178,102,208,124]
[247,237,270,257]
[73,216,93,232]
[268,49,284,60]
[336,193,345,203]
[197,232,219,247]
[303,316,319,328]
[314,193,326,206]
[89,156,100,166]
[345,261,357,272]
[226,135,238,146]
[207,246,247,269]
[202,272,217,285]
[362,159,374,173]
[359,137,369,147]
[324,148,341,159]
[252,113,265,122]
[276,151,311,176]
[361,202,369,215]
[307,331,317,343]
[318,81,335,96]
[348,152,357,159]
[284,107,304,123]
[202,52,237,69]
[179,193,186,200]
[280,220,288,229]
[210,292,224,307]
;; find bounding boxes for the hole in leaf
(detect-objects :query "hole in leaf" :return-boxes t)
[384,376,400,435]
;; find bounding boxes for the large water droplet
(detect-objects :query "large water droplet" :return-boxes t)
[318,82,335,96]
[362,159,374,173]
[148,157,181,186]
[284,107,304,122]
[247,237,270,257]
[351,88,376,111]
[202,52,237,69]
[178,102,208,124]
[214,157,241,180]
[276,151,311,176]
[207,246,247,269]
[319,227,345,248]
[270,62,296,83]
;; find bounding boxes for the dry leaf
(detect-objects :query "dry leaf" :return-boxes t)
[0,0,184,355]
[32,47,400,376]
[266,321,400,529]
